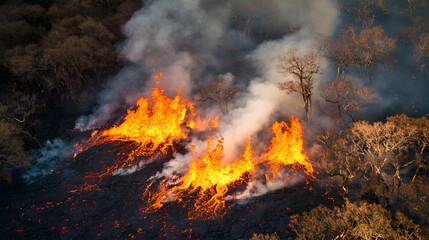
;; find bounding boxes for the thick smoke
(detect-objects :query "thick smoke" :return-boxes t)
[75,0,339,197]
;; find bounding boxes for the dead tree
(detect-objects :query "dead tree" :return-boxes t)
[277,47,321,123]
[196,76,239,114]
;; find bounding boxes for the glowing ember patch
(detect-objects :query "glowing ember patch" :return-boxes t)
[263,116,313,177]
[145,136,253,217]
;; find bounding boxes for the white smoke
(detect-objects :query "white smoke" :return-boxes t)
[75,0,339,197]
[23,138,73,183]
[220,30,329,162]
[112,157,157,176]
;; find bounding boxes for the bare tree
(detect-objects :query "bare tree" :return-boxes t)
[398,16,429,72]
[343,0,387,28]
[318,32,358,78]
[348,120,416,209]
[277,47,321,123]
[320,76,378,128]
[196,76,239,113]
[347,26,397,81]
[314,129,360,199]
[387,114,429,184]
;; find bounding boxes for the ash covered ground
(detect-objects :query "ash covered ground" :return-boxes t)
[0,139,339,239]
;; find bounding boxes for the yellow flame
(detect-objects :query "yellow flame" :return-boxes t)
[145,136,253,217]
[262,116,313,177]
[74,88,193,177]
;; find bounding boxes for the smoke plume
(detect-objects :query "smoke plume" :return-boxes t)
[75,0,339,197]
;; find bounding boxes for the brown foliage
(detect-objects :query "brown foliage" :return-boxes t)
[289,201,426,240]
[4,14,118,100]
[398,16,429,72]
[342,0,387,28]
[316,115,428,206]
[319,32,358,77]
[241,233,280,240]
[314,129,359,198]
[320,76,377,127]
[102,1,142,39]
[321,26,396,81]
[0,103,31,185]
[401,176,429,227]
[387,114,429,183]
[348,120,416,208]
[347,26,397,81]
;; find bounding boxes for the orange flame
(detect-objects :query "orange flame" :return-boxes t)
[145,136,253,217]
[73,81,313,217]
[187,116,219,131]
[262,116,313,177]
[143,116,314,218]
[74,88,194,177]
[101,88,189,155]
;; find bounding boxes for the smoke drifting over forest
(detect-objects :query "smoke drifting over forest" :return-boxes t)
[2,0,429,239]
[73,0,429,192]
[75,0,338,165]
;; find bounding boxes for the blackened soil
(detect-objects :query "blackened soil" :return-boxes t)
[0,142,340,240]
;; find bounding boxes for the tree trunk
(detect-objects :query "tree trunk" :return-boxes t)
[304,98,310,124]
[377,173,391,210]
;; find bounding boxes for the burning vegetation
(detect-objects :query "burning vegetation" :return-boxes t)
[73,86,195,177]
[1,0,429,239]
[71,80,314,218]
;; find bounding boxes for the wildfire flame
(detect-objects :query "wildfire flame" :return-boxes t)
[144,136,254,218]
[74,87,196,177]
[101,88,190,155]
[187,116,219,131]
[72,76,313,217]
[144,116,313,217]
[261,116,314,178]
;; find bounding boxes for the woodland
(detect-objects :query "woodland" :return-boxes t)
[1,0,429,239]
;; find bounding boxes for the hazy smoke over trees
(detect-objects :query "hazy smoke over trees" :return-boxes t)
[75,0,338,161]
[73,0,428,196]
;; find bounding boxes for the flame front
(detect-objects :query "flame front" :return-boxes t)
[101,88,190,156]
[73,83,313,217]
[179,136,253,215]
[145,136,254,217]
[74,87,194,177]
[262,116,314,177]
